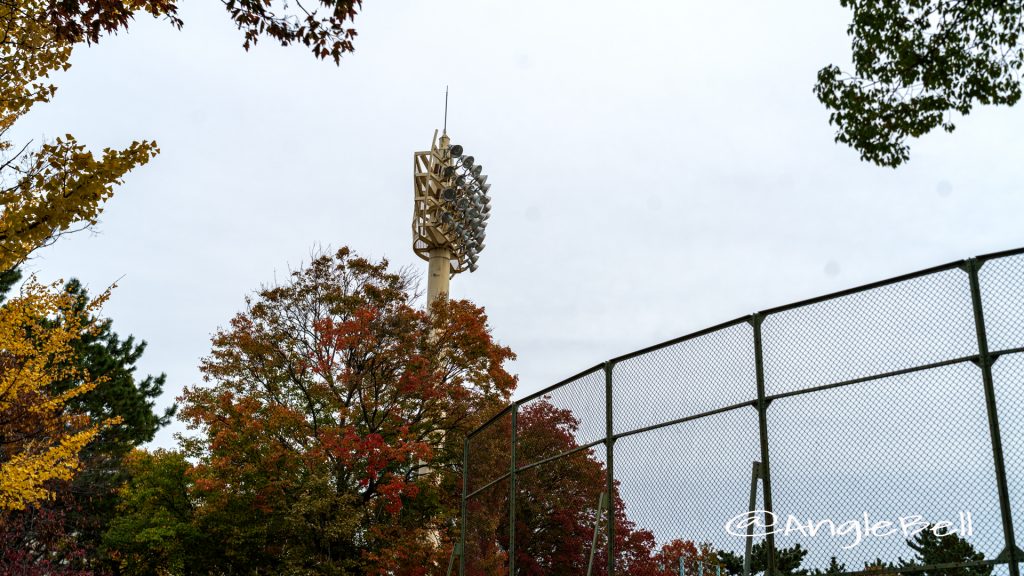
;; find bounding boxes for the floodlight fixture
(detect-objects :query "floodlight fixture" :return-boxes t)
[413,127,494,303]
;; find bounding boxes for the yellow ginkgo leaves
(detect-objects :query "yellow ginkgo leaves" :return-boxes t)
[0,0,158,271]
[0,277,120,510]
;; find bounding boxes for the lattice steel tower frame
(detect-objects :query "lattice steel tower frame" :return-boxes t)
[412,129,491,304]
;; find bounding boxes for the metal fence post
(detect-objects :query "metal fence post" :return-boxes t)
[752,313,777,576]
[461,437,468,576]
[509,404,518,575]
[588,492,608,576]
[743,461,762,576]
[606,361,616,576]
[967,258,1020,575]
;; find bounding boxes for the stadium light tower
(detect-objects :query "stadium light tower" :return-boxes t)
[412,126,492,305]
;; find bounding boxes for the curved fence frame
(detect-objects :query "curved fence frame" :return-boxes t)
[460,247,1024,576]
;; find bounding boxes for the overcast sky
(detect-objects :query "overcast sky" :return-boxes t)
[13,0,1024,450]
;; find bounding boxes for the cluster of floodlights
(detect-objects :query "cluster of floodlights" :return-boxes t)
[437,143,491,272]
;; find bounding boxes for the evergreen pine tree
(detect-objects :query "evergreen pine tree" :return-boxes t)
[718,542,811,576]
[902,525,992,576]
[811,556,846,576]
[0,267,22,304]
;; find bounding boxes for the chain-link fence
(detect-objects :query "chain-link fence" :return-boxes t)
[459,248,1024,576]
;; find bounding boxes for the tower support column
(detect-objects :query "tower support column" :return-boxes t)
[427,247,451,305]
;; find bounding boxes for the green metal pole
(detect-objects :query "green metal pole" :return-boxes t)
[446,543,458,576]
[461,438,468,576]
[509,405,517,575]
[606,361,616,576]
[752,314,778,576]
[743,461,761,576]
[967,258,1020,575]
[587,492,607,576]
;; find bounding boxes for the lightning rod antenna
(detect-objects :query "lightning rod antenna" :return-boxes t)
[443,86,448,135]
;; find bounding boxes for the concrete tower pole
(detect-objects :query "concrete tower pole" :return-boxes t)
[427,247,451,306]
[412,124,491,573]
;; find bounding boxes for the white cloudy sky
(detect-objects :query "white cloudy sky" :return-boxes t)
[14,0,1024,448]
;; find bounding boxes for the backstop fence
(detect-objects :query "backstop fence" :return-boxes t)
[459,247,1024,576]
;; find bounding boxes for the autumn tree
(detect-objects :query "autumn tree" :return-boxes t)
[174,247,515,575]
[0,0,158,270]
[512,401,627,575]
[653,540,722,576]
[101,449,206,576]
[2,0,365,271]
[465,397,690,576]
[816,1,1024,167]
[56,279,173,534]
[0,0,158,528]
[1,0,363,531]
[43,0,361,63]
[0,505,93,575]
[0,275,174,571]
[0,0,365,567]
[0,277,115,510]
[512,400,661,576]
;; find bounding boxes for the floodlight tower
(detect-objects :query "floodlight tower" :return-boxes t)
[412,129,492,305]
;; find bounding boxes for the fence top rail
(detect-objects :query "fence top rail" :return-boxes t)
[759,246,1023,318]
[513,362,605,407]
[465,246,1024,439]
[977,245,1024,262]
[608,316,752,365]
[466,403,514,440]
[757,258,965,317]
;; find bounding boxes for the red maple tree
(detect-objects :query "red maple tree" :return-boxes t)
[178,247,515,575]
[464,398,697,575]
